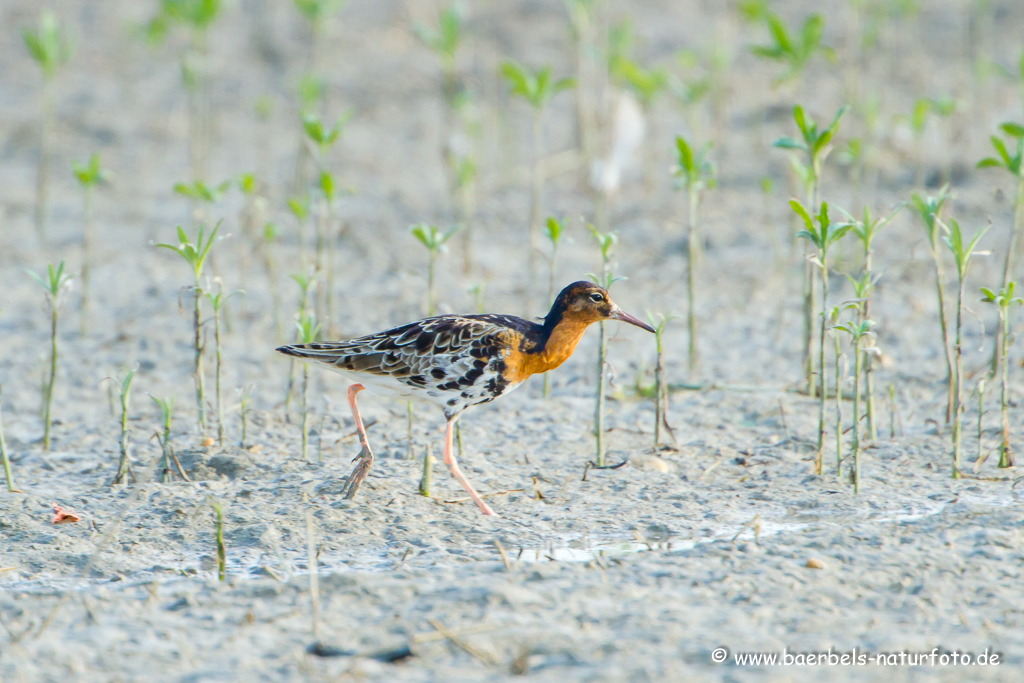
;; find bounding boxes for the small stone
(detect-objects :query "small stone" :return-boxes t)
[201,437,215,448]
[805,557,826,570]
[247,444,263,453]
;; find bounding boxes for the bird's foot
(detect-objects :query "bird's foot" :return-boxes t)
[341,445,374,500]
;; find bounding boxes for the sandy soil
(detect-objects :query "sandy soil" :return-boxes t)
[2,0,1024,680]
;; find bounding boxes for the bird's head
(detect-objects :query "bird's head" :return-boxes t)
[545,281,656,332]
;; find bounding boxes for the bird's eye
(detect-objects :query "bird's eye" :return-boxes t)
[589,292,604,303]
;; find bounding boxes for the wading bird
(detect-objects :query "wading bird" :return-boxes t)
[276,281,654,515]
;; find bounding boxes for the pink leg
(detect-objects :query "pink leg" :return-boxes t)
[341,384,374,500]
[442,418,497,516]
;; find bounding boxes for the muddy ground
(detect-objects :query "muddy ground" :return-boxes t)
[2,0,1024,681]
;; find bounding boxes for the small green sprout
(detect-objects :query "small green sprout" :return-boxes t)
[24,10,74,238]
[673,136,717,372]
[1,386,19,493]
[28,261,73,451]
[112,368,137,485]
[977,122,1024,373]
[205,282,243,446]
[775,105,845,395]
[71,153,108,334]
[296,312,321,461]
[792,200,853,475]
[501,61,575,275]
[150,395,185,482]
[910,186,956,423]
[980,282,1023,468]
[588,224,623,468]
[208,497,226,581]
[302,112,349,156]
[835,319,876,493]
[843,203,903,440]
[542,217,566,398]
[941,218,990,479]
[415,4,462,103]
[646,312,679,449]
[750,12,833,87]
[156,222,223,432]
[237,385,254,449]
[411,223,458,316]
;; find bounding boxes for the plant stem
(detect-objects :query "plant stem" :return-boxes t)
[116,391,131,485]
[654,329,665,448]
[43,305,58,451]
[977,379,986,468]
[852,336,862,493]
[1,396,18,492]
[214,502,225,581]
[687,185,700,372]
[802,182,818,396]
[932,245,955,424]
[952,278,966,478]
[214,303,224,446]
[80,184,95,336]
[815,253,829,475]
[301,364,310,460]
[863,248,877,442]
[834,330,843,474]
[998,307,1014,467]
[193,283,207,432]
[595,320,607,467]
[419,442,433,496]
[990,177,1023,375]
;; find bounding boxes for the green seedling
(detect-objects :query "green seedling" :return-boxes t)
[646,312,679,449]
[285,274,316,412]
[112,368,137,485]
[941,218,989,479]
[673,136,717,372]
[775,105,846,394]
[204,282,242,445]
[156,222,222,432]
[296,312,321,460]
[293,0,345,71]
[980,282,1023,468]
[542,217,566,399]
[150,395,185,482]
[146,0,222,179]
[28,261,73,451]
[792,200,853,475]
[501,61,575,276]
[843,204,903,440]
[977,122,1024,373]
[1,386,20,493]
[237,385,254,449]
[24,10,74,238]
[415,4,463,105]
[173,179,229,225]
[910,186,955,423]
[835,319,876,493]
[976,378,988,471]
[827,303,857,472]
[736,0,773,23]
[588,225,624,468]
[750,12,833,87]
[419,442,434,497]
[411,223,458,316]
[302,112,348,158]
[208,497,226,581]
[71,154,107,335]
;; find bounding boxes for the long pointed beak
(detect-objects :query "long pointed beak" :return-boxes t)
[610,306,656,333]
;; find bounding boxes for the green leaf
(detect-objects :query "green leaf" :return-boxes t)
[789,199,815,233]
[999,122,1024,138]
[772,137,806,151]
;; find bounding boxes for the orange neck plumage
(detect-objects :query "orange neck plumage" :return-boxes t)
[504,316,592,383]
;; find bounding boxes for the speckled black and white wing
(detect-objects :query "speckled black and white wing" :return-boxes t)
[277,314,541,417]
